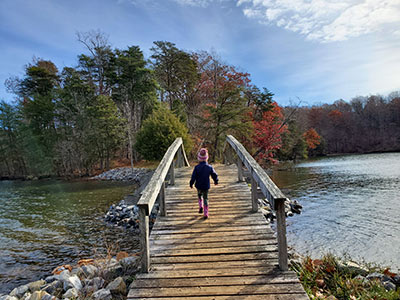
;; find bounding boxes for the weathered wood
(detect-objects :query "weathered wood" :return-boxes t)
[169,161,175,185]
[251,176,258,212]
[226,135,289,272]
[276,198,289,271]
[130,164,308,300]
[138,206,149,273]
[237,157,244,182]
[158,181,166,216]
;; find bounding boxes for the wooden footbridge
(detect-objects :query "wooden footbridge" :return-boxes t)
[128,136,308,299]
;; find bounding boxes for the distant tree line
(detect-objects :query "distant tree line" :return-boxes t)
[1,31,399,178]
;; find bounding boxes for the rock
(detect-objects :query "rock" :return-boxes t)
[339,261,368,276]
[0,296,18,300]
[326,296,337,300]
[366,272,387,281]
[92,289,112,300]
[393,274,400,285]
[28,280,46,292]
[10,285,29,298]
[63,275,82,291]
[64,288,79,298]
[384,281,397,291]
[119,256,139,269]
[21,292,32,300]
[82,264,98,278]
[41,294,56,300]
[28,291,50,300]
[83,277,105,294]
[106,277,127,295]
[42,280,62,294]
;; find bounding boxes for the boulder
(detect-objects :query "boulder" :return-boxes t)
[42,280,62,294]
[393,274,400,286]
[63,275,82,291]
[92,289,112,300]
[10,284,29,298]
[64,288,79,298]
[82,264,98,278]
[83,277,105,294]
[21,292,32,300]
[0,296,19,300]
[106,277,126,295]
[28,291,50,300]
[28,280,46,292]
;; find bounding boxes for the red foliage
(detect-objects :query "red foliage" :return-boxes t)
[303,128,321,150]
[252,102,287,163]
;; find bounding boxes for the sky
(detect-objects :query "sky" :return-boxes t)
[1,0,400,106]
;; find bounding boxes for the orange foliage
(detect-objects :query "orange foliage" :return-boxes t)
[303,128,321,150]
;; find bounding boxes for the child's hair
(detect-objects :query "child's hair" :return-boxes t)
[197,148,209,162]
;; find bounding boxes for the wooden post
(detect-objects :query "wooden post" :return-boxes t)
[139,206,150,273]
[169,161,175,185]
[237,157,244,182]
[159,181,166,216]
[251,176,258,212]
[177,147,183,167]
[276,198,288,271]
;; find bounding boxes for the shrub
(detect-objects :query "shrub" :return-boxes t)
[135,106,193,160]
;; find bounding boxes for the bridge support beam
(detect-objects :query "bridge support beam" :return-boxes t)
[251,177,258,212]
[159,181,166,216]
[276,198,288,271]
[139,206,150,273]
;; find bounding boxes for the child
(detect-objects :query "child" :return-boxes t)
[190,148,218,219]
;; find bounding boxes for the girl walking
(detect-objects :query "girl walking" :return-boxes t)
[190,148,218,219]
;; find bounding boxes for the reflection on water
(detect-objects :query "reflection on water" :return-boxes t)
[272,153,400,269]
[0,180,137,294]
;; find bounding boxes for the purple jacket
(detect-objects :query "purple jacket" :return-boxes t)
[190,162,218,190]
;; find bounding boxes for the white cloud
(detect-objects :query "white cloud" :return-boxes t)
[236,0,400,42]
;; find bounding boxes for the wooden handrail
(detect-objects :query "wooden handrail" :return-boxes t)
[225,135,289,271]
[138,137,189,272]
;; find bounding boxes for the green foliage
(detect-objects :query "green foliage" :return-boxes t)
[135,106,192,160]
[277,120,307,161]
[291,254,400,300]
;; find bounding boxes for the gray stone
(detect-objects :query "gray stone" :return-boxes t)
[44,275,59,283]
[41,294,56,300]
[28,291,50,300]
[92,289,112,300]
[28,280,46,292]
[82,264,98,278]
[366,272,391,282]
[63,275,82,291]
[393,275,400,285]
[354,274,368,285]
[10,284,29,298]
[42,280,62,294]
[119,256,139,269]
[21,292,32,300]
[64,288,78,298]
[384,281,397,291]
[0,296,18,300]
[106,277,126,295]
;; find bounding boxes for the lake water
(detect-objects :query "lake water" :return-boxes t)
[0,179,137,294]
[271,152,400,270]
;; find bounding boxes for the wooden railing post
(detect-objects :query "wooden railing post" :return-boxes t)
[237,157,244,182]
[139,206,150,273]
[169,161,175,185]
[158,181,166,216]
[251,176,258,212]
[276,198,288,271]
[177,147,183,167]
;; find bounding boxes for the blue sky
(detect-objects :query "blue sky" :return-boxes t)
[1,0,399,106]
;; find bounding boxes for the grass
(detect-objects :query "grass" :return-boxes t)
[291,254,400,300]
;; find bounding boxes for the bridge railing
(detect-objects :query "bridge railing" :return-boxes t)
[137,137,189,273]
[224,135,289,270]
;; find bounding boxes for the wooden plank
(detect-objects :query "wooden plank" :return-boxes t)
[150,233,275,243]
[150,252,279,264]
[151,225,273,234]
[129,283,306,298]
[151,259,279,271]
[131,273,299,288]
[150,239,277,250]
[151,245,278,256]
[128,294,309,300]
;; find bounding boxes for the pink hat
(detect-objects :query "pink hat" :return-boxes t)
[197,148,209,161]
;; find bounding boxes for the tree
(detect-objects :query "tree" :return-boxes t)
[110,46,158,167]
[150,41,199,121]
[196,54,251,160]
[252,102,287,163]
[135,106,192,161]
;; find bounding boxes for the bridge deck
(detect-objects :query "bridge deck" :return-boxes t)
[128,164,308,300]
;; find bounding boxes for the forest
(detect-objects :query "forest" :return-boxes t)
[1,31,400,178]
